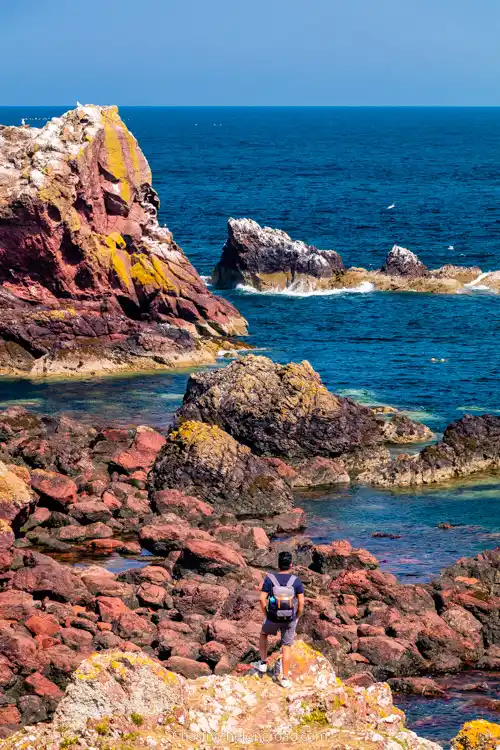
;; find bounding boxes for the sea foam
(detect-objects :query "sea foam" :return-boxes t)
[235,281,375,297]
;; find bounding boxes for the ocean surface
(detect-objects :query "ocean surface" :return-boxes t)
[2,106,500,745]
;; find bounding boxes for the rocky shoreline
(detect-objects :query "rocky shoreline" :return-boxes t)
[213,217,500,294]
[0,106,246,378]
[0,355,499,738]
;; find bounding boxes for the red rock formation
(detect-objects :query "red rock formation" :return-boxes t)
[0,105,246,375]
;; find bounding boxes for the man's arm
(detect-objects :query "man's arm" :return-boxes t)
[260,591,269,617]
[297,592,305,618]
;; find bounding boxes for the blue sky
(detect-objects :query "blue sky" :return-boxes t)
[2,0,499,106]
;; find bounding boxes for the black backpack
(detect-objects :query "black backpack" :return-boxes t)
[266,573,298,623]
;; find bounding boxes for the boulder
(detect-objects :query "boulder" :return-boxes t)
[54,651,184,730]
[0,463,35,526]
[150,420,292,517]
[176,539,246,576]
[152,489,213,521]
[175,355,383,460]
[380,413,434,444]
[452,720,500,749]
[30,470,77,507]
[13,553,92,605]
[213,217,344,291]
[139,519,212,556]
[0,106,246,376]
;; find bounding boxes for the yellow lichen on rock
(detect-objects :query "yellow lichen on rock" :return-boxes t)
[0,461,33,522]
[452,719,500,749]
[169,420,230,449]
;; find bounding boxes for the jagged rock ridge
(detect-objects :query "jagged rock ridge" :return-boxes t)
[0,644,441,749]
[213,218,495,294]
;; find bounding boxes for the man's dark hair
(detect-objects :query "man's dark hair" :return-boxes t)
[278,551,293,570]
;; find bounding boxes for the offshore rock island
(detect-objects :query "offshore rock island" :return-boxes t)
[0,106,246,376]
[213,217,500,294]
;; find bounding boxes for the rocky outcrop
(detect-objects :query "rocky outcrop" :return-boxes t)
[0,106,246,376]
[381,245,429,277]
[212,218,344,291]
[174,355,432,486]
[212,218,492,295]
[176,355,385,461]
[379,413,434,444]
[149,419,293,518]
[360,414,500,487]
[1,642,440,750]
[452,720,500,749]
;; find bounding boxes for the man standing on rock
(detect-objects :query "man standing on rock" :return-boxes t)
[257,551,305,688]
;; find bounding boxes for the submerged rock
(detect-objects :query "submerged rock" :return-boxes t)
[0,106,246,376]
[213,217,344,291]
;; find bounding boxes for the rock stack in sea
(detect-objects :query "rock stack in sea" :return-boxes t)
[212,217,492,293]
[0,106,247,376]
[212,217,345,291]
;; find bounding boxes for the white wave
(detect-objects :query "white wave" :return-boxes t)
[235,281,375,298]
[463,271,496,293]
[337,387,379,405]
[200,275,213,287]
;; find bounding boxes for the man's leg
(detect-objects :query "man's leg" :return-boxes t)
[281,644,291,678]
[259,632,269,663]
[280,620,297,682]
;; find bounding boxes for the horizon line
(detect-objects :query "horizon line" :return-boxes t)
[2,104,500,109]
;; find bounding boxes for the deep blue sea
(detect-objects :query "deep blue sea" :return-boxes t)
[1,106,500,744]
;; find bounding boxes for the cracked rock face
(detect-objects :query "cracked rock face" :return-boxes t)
[213,217,345,291]
[0,106,246,375]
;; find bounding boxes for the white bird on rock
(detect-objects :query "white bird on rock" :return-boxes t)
[76,101,83,107]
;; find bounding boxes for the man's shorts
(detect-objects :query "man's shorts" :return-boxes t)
[261,618,297,646]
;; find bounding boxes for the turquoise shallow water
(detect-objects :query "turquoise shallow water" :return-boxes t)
[1,106,500,744]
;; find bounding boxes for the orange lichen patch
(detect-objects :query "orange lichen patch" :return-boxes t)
[452,719,500,749]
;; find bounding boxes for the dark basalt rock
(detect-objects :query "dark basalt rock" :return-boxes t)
[361,414,500,487]
[213,218,344,290]
[149,419,293,518]
[175,354,383,461]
